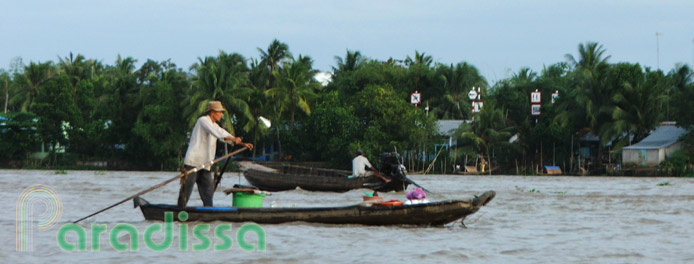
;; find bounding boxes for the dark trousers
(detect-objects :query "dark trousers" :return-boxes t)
[177,166,214,207]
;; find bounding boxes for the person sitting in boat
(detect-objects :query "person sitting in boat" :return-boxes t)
[178,100,253,208]
[352,150,391,183]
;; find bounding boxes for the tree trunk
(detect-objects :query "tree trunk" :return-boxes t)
[275,128,283,161]
[486,145,492,175]
[4,78,8,113]
[252,125,258,158]
[289,91,295,133]
[570,135,574,174]
[540,141,543,169]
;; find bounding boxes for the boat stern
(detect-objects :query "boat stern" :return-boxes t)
[133,196,149,208]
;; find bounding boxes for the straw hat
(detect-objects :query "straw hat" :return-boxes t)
[207,101,227,112]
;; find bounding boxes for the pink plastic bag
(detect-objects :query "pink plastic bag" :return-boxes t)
[406,188,426,200]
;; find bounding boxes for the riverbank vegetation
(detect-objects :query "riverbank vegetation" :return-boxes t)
[1,40,692,175]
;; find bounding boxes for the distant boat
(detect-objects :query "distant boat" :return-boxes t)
[239,152,412,193]
[133,191,495,226]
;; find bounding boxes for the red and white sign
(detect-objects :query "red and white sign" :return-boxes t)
[530,89,542,104]
[531,104,541,116]
[410,91,421,105]
[472,101,483,113]
[468,89,478,101]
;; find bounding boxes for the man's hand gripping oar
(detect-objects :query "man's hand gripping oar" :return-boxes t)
[214,140,253,191]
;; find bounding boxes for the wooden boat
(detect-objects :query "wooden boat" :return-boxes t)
[453,165,498,175]
[239,152,412,193]
[133,190,495,226]
[240,163,407,192]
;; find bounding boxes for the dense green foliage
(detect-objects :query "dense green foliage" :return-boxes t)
[1,41,693,175]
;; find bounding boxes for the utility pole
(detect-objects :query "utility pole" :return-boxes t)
[656,32,662,70]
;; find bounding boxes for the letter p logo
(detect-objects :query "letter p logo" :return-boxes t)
[16,184,63,251]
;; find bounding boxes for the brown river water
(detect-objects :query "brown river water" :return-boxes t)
[1,169,693,263]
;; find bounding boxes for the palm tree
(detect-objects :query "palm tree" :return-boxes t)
[455,103,514,173]
[435,62,486,119]
[564,42,613,134]
[185,52,253,134]
[669,64,693,90]
[604,71,667,148]
[57,53,105,121]
[1,70,9,113]
[110,55,138,99]
[333,50,366,73]
[670,66,694,129]
[490,67,540,127]
[13,61,55,111]
[326,50,369,95]
[512,67,538,83]
[557,42,613,166]
[255,40,292,159]
[245,59,273,158]
[565,42,611,75]
[134,59,164,87]
[266,55,319,132]
[405,50,433,67]
[57,52,95,87]
[131,63,190,168]
[109,56,140,112]
[404,51,435,101]
[667,64,693,120]
[257,39,291,89]
[97,56,141,154]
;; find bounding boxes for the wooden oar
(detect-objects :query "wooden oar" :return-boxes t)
[392,165,434,194]
[370,166,392,183]
[389,149,434,194]
[214,142,236,192]
[214,140,234,192]
[72,147,248,224]
[401,175,434,194]
[213,156,232,192]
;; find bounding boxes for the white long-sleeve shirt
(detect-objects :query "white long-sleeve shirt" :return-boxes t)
[352,155,373,177]
[183,115,233,167]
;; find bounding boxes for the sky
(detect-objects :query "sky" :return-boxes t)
[2,0,693,85]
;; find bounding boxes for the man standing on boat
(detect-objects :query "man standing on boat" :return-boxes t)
[178,100,253,208]
[352,150,391,183]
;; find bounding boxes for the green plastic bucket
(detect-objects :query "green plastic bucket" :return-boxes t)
[232,192,266,208]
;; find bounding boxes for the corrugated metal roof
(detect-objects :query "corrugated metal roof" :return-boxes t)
[623,124,687,150]
[436,120,470,136]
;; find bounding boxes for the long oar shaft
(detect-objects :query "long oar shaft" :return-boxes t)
[404,177,434,194]
[72,147,248,224]
[214,150,233,191]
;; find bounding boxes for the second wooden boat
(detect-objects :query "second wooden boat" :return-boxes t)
[239,152,412,193]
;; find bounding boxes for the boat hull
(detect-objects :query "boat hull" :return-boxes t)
[241,162,408,193]
[134,191,495,226]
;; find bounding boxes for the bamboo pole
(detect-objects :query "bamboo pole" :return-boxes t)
[423,146,445,175]
[73,147,248,223]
